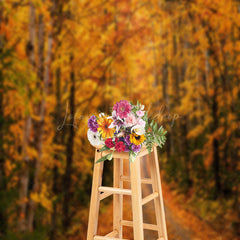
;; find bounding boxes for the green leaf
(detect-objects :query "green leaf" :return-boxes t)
[153,122,157,132]
[158,125,163,133]
[95,152,113,164]
[98,145,110,152]
[106,151,113,160]
[143,112,148,123]
[151,120,154,126]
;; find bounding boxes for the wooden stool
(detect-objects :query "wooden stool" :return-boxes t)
[87,145,168,240]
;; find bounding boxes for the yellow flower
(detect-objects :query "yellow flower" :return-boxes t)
[97,117,115,138]
[130,133,146,145]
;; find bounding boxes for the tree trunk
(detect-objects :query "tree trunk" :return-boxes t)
[162,62,172,159]
[211,86,221,197]
[0,15,8,233]
[62,55,75,231]
[18,0,35,232]
[0,84,7,236]
[181,116,192,188]
[18,116,31,232]
[50,67,61,239]
[205,29,221,198]
[27,5,52,230]
[49,0,65,236]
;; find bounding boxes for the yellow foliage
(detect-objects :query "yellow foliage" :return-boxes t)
[187,125,204,139]
[2,0,240,238]
[30,184,52,212]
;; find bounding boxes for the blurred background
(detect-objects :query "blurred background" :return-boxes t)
[0,0,240,239]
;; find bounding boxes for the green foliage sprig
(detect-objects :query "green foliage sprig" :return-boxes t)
[145,119,167,154]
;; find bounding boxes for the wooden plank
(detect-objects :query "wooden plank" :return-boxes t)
[98,186,132,195]
[87,150,104,240]
[121,220,158,231]
[142,192,159,205]
[105,230,118,237]
[97,143,156,160]
[137,147,152,158]
[101,150,129,159]
[130,157,144,240]
[113,158,123,238]
[99,192,112,201]
[149,146,168,240]
[94,236,128,240]
[120,175,152,184]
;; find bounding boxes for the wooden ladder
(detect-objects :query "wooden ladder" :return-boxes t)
[87,145,168,240]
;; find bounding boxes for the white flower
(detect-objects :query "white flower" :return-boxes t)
[131,125,145,135]
[112,110,117,118]
[140,104,145,110]
[108,121,115,129]
[116,131,125,137]
[87,129,103,146]
[99,112,105,117]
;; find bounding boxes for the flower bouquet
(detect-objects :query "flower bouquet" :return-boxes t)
[87,100,167,163]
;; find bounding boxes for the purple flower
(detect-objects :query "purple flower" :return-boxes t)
[131,144,141,152]
[124,145,130,152]
[113,100,132,119]
[125,135,131,146]
[88,115,99,132]
[111,111,124,131]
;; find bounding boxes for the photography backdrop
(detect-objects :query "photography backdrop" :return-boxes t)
[0,0,239,239]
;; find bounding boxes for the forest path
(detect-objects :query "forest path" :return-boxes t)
[161,182,230,240]
[164,201,193,240]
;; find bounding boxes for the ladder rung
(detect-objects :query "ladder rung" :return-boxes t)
[100,192,112,201]
[157,238,165,240]
[94,236,128,240]
[120,175,152,184]
[121,220,158,231]
[142,192,159,205]
[99,186,132,195]
[105,230,118,237]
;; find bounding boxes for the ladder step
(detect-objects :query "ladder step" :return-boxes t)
[105,230,118,237]
[99,186,132,195]
[157,238,165,240]
[121,220,158,231]
[142,192,159,205]
[94,236,128,240]
[120,175,152,184]
[100,192,112,201]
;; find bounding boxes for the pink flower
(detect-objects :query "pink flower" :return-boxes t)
[136,110,145,117]
[137,118,146,127]
[125,113,137,127]
[113,100,132,119]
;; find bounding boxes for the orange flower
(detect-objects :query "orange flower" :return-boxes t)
[97,117,115,138]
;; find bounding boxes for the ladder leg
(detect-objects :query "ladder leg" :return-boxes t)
[113,158,123,238]
[87,150,104,240]
[149,146,168,240]
[130,157,144,240]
